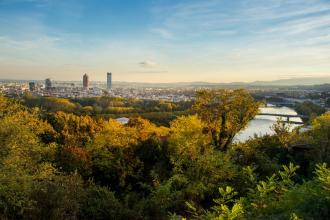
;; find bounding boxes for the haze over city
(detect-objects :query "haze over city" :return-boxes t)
[0,0,330,83]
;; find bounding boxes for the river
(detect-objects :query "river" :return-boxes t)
[235,106,303,142]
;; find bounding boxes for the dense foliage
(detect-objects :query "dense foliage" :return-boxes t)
[0,89,330,219]
[22,95,192,126]
[294,101,326,123]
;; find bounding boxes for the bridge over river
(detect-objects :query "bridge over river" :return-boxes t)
[236,107,307,142]
[257,113,307,125]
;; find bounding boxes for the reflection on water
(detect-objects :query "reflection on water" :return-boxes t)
[234,107,303,142]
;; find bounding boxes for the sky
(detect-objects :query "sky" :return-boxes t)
[0,0,329,83]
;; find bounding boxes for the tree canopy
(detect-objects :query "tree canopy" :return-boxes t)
[194,89,261,151]
[0,91,330,219]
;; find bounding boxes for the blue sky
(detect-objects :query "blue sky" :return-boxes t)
[0,0,329,82]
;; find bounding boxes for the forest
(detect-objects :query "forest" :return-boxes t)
[22,94,192,126]
[1,89,330,220]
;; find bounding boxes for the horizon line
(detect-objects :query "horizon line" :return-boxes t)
[1,76,330,85]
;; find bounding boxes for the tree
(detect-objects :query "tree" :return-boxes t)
[29,173,84,220]
[23,96,78,113]
[45,112,103,147]
[294,101,325,123]
[86,119,140,190]
[309,112,330,163]
[0,96,57,219]
[193,89,260,151]
[169,115,211,161]
[128,117,169,141]
[167,115,239,211]
[79,184,125,220]
[271,119,299,150]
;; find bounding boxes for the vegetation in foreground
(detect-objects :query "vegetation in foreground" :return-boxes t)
[0,89,330,219]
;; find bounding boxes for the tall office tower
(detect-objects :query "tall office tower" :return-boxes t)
[107,72,112,90]
[83,73,89,89]
[29,82,36,91]
[45,78,52,90]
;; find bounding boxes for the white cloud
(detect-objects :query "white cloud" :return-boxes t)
[139,60,158,68]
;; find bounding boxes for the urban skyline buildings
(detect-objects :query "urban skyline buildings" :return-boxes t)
[83,74,89,89]
[45,78,52,90]
[107,72,112,90]
[29,82,36,91]
[40,72,112,91]
[42,72,112,89]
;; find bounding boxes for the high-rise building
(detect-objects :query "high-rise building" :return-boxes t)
[29,82,36,91]
[45,78,52,90]
[83,73,89,89]
[107,72,112,90]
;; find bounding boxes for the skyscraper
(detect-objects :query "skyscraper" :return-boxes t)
[83,73,89,89]
[45,78,52,90]
[29,82,36,91]
[107,72,112,90]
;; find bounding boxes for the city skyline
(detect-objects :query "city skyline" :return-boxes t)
[0,0,330,83]
[83,73,89,89]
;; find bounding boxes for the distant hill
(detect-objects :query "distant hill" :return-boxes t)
[250,77,330,86]
[113,77,330,88]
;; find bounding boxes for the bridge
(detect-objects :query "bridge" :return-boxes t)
[257,113,307,125]
[265,102,296,107]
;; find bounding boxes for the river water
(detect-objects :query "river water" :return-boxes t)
[235,106,303,142]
